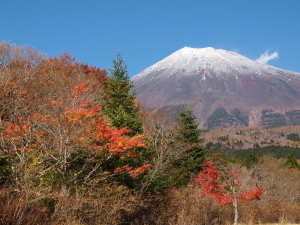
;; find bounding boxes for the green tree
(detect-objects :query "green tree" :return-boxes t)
[176,108,203,143]
[100,53,148,188]
[284,153,300,169]
[172,108,205,184]
[101,52,142,135]
[242,152,261,168]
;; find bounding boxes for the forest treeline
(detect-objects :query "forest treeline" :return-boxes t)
[0,42,299,224]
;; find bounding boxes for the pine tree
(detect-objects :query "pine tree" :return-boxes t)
[173,107,205,179]
[101,52,142,135]
[100,52,147,188]
[176,108,203,143]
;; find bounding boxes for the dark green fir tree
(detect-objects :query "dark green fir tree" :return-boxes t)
[100,52,148,188]
[101,52,142,136]
[176,108,203,143]
[172,107,205,184]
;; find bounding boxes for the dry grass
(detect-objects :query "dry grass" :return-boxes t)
[0,159,299,224]
[0,183,141,225]
[130,156,300,225]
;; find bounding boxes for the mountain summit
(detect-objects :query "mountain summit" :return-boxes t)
[133,47,300,129]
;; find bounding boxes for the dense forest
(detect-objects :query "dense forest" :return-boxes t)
[0,42,299,225]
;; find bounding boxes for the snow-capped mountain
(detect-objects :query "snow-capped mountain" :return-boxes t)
[132,47,300,129]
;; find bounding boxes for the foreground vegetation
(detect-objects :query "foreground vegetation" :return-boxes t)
[0,42,299,224]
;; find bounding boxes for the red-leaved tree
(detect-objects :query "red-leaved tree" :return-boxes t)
[195,153,263,225]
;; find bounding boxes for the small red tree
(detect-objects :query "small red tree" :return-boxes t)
[195,153,263,225]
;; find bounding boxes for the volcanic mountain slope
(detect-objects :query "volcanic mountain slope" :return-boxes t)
[132,47,300,129]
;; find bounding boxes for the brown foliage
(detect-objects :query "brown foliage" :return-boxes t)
[0,183,141,225]
[0,41,107,122]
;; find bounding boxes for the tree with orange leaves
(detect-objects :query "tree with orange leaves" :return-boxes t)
[0,41,106,123]
[1,82,150,188]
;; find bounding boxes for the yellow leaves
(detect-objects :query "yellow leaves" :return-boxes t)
[292,141,300,147]
[11,89,27,98]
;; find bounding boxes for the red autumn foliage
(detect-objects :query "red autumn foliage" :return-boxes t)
[195,153,263,206]
[238,188,264,203]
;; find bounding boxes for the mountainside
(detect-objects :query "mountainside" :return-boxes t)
[132,47,300,129]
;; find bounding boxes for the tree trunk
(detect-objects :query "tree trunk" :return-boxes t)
[232,184,238,225]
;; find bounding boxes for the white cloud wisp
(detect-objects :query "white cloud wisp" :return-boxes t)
[256,50,279,64]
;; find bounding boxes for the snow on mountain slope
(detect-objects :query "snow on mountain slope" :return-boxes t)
[132,47,300,129]
[134,47,299,82]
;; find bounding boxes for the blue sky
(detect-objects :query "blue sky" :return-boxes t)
[1,0,300,76]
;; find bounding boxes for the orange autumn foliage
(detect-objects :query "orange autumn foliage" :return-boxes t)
[0,41,107,123]
[1,82,149,177]
[0,42,149,183]
[114,164,152,178]
[61,83,146,155]
[1,115,34,153]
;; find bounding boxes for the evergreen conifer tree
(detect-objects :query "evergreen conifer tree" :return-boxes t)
[101,52,142,135]
[172,107,205,181]
[176,108,203,143]
[100,52,147,188]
